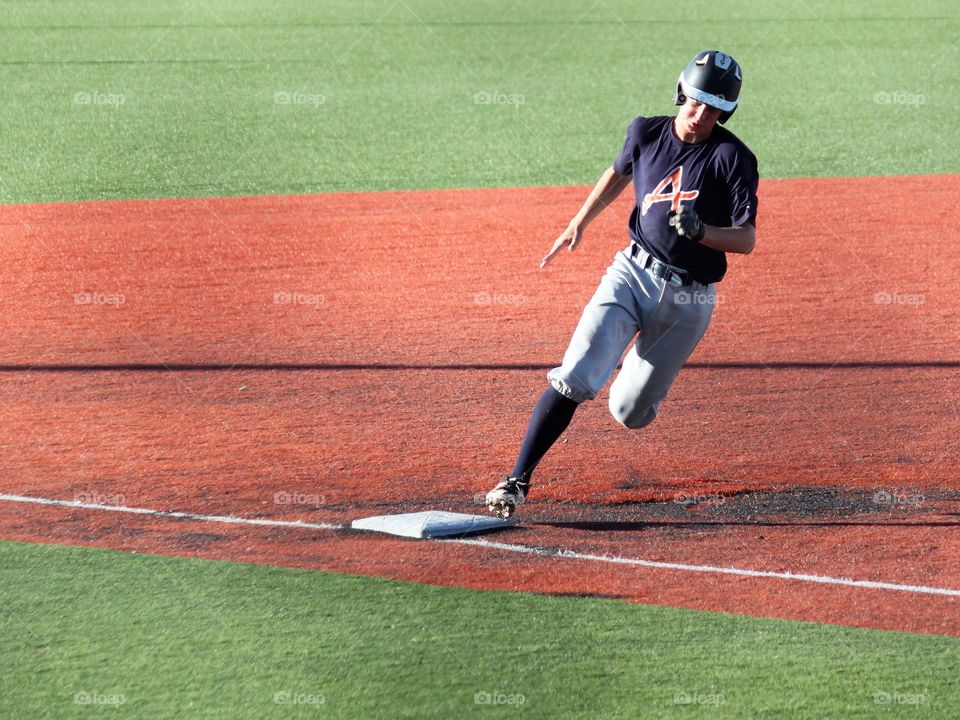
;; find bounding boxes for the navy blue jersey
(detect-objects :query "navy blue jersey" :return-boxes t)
[613,115,759,284]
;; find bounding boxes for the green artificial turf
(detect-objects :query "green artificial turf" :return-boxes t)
[0,0,956,203]
[1,539,957,719]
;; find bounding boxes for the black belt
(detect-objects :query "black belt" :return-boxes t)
[629,243,698,287]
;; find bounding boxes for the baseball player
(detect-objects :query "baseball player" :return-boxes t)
[486,50,759,518]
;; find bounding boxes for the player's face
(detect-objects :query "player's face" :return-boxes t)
[675,98,723,142]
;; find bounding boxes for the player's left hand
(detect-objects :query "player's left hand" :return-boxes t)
[669,204,705,243]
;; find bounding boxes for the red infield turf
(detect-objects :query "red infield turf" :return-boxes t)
[1,175,958,636]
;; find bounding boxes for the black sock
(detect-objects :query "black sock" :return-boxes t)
[510,386,579,480]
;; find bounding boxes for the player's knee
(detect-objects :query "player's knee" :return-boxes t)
[608,396,658,429]
[548,374,595,404]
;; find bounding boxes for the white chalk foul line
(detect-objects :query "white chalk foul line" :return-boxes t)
[2,492,958,598]
[451,538,960,598]
[0,493,344,531]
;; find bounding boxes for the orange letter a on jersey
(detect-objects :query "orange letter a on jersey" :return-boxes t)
[641,167,699,216]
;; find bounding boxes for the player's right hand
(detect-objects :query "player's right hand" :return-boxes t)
[540,224,583,268]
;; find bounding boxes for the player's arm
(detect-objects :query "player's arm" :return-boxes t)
[540,166,632,268]
[699,223,755,254]
[671,204,756,254]
[696,150,758,254]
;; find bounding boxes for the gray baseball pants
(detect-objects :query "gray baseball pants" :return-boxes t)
[547,245,715,428]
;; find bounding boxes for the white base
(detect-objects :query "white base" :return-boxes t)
[351,511,510,538]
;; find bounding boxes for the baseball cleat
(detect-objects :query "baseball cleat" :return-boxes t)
[485,475,530,519]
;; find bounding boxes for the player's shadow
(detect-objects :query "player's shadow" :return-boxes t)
[539,519,960,531]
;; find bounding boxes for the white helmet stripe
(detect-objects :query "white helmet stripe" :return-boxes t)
[679,78,738,112]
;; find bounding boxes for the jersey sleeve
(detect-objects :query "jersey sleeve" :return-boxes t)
[613,116,645,176]
[725,147,759,227]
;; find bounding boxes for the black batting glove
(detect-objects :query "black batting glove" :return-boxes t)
[669,205,705,243]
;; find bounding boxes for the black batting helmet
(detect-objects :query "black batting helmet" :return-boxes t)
[674,50,743,124]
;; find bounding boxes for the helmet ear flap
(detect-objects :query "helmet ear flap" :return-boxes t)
[674,81,686,107]
[718,106,735,124]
